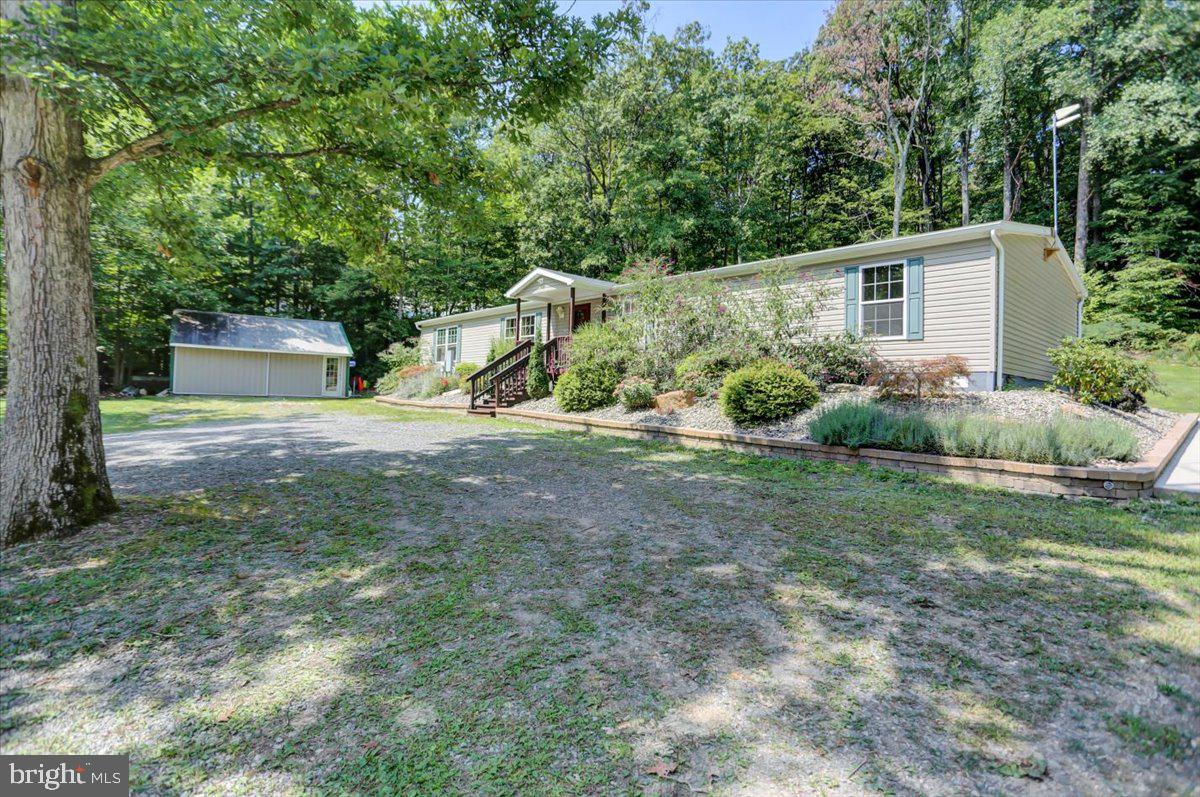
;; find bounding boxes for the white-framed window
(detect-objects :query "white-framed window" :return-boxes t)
[433,326,459,371]
[503,312,542,339]
[324,357,340,391]
[860,263,905,338]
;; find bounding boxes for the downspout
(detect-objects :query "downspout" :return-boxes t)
[1076,298,1083,338]
[990,230,1006,391]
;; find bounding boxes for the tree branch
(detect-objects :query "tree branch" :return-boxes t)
[86,97,301,185]
[75,58,157,122]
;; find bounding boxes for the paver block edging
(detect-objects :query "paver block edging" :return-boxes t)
[374,396,1197,500]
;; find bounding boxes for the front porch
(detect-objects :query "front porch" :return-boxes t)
[466,268,617,414]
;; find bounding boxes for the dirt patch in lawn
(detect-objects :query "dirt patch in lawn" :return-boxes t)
[2,415,1197,795]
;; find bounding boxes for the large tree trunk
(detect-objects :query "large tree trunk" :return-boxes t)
[1002,148,1013,220]
[891,150,906,237]
[1073,97,1090,270]
[959,129,970,226]
[1,1,117,546]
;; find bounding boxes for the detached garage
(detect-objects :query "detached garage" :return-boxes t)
[169,310,353,398]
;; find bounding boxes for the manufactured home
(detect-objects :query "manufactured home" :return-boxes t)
[417,221,1085,393]
[169,310,353,398]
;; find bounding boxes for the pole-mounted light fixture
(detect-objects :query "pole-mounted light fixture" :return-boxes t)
[1051,103,1081,238]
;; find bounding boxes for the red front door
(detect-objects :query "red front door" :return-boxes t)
[572,303,591,331]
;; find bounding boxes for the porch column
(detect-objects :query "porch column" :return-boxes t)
[601,293,607,323]
[514,297,522,343]
[545,302,551,341]
[568,287,576,335]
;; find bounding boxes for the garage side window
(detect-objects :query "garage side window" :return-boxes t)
[433,327,459,371]
[324,357,339,391]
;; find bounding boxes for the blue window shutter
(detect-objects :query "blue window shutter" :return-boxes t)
[906,256,924,340]
[843,266,859,332]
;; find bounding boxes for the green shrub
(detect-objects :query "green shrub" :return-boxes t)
[487,336,516,364]
[568,322,638,374]
[554,323,638,411]
[674,346,751,396]
[615,376,656,410]
[555,363,621,412]
[719,360,820,426]
[454,362,479,389]
[378,341,421,370]
[794,332,876,386]
[374,369,402,395]
[1167,332,1200,365]
[808,401,1139,466]
[1047,338,1160,411]
[526,337,551,399]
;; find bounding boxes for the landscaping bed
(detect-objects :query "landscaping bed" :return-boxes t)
[520,387,1181,469]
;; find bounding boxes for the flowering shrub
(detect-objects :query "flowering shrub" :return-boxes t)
[1047,338,1159,410]
[609,258,831,387]
[868,355,971,399]
[614,376,656,410]
[719,360,820,425]
[793,332,876,386]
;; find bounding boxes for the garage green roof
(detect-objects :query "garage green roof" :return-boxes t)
[170,310,353,356]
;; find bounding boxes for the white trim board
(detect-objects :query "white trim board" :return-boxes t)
[169,342,351,357]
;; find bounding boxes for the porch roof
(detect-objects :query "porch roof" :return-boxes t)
[504,267,616,304]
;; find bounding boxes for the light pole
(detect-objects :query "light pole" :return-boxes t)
[1051,103,1081,238]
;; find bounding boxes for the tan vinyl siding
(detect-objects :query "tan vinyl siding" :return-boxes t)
[267,353,324,397]
[421,312,508,370]
[1002,234,1081,381]
[416,240,1002,380]
[173,348,268,396]
[421,305,570,369]
[716,240,997,372]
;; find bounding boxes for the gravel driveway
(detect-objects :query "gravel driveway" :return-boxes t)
[104,413,511,495]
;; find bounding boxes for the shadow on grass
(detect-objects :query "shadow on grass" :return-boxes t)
[2,415,1198,794]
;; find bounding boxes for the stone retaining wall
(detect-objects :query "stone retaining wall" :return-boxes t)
[375,395,1196,501]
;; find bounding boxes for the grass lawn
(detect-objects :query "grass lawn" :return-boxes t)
[1,399,1197,794]
[0,395,469,434]
[1149,358,1200,413]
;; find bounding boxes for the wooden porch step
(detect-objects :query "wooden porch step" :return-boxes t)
[467,407,497,417]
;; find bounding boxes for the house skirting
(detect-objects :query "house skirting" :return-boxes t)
[375,396,1196,502]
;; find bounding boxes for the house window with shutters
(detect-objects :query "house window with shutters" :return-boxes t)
[860,263,906,339]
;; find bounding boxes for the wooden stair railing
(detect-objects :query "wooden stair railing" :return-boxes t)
[544,335,570,378]
[467,339,533,410]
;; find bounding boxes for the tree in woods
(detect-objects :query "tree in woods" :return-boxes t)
[0,0,620,545]
[816,0,945,236]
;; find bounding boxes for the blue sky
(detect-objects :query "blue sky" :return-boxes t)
[558,1,836,60]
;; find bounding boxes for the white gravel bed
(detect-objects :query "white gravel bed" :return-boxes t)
[518,386,1182,466]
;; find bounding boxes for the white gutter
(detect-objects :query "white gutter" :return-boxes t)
[990,230,1006,391]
